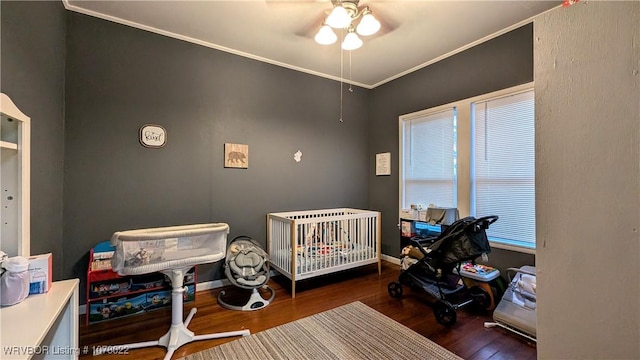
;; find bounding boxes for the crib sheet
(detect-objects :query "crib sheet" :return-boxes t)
[274,244,376,274]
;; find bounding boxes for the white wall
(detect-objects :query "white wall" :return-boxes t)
[535,2,640,358]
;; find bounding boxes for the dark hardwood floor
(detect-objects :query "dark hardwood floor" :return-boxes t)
[79,261,536,359]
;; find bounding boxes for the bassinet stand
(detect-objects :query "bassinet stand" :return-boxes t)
[99,223,250,360]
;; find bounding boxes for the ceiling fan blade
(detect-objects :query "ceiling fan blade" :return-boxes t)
[372,9,399,37]
[294,10,331,39]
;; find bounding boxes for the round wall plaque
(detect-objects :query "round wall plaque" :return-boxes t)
[139,124,167,148]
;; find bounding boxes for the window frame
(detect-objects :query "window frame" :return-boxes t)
[399,104,458,212]
[471,87,536,251]
[398,104,458,213]
[398,82,535,254]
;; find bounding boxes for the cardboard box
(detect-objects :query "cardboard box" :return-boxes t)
[400,220,416,237]
[27,253,52,295]
[400,209,417,220]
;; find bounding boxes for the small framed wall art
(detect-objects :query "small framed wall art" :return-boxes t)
[376,152,391,176]
[139,124,167,148]
[224,143,249,168]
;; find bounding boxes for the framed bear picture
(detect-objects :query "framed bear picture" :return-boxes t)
[224,143,248,168]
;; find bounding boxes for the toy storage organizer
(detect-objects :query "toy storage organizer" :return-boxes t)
[86,242,196,325]
[267,208,381,297]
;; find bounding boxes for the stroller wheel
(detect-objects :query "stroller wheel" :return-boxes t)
[433,300,457,326]
[387,282,403,298]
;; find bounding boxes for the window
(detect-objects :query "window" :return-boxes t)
[399,83,535,253]
[400,107,457,210]
[471,89,535,249]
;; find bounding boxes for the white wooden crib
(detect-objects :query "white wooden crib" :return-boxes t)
[267,208,381,297]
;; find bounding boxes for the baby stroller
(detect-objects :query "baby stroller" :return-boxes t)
[388,215,498,326]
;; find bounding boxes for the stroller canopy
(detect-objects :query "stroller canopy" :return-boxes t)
[429,216,497,267]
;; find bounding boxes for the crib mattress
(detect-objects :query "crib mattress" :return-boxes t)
[273,244,376,274]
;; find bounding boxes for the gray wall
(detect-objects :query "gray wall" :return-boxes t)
[0,0,67,280]
[368,24,536,273]
[3,3,534,300]
[3,3,538,300]
[63,12,370,292]
[5,3,639,356]
[535,2,640,358]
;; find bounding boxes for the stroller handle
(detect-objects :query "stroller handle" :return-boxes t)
[406,215,497,257]
[474,215,499,230]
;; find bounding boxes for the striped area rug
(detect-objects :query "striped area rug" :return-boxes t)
[178,301,462,360]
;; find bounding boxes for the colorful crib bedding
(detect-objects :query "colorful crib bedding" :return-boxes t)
[274,243,377,274]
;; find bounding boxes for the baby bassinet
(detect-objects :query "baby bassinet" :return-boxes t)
[103,223,250,359]
[388,215,498,326]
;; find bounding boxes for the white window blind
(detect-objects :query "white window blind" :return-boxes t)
[472,89,535,248]
[401,108,457,209]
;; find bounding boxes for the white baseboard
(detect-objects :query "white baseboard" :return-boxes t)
[195,278,232,292]
[381,253,401,265]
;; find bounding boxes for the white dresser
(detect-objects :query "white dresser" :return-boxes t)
[0,279,79,359]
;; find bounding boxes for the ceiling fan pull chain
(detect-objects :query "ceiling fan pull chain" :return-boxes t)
[349,50,353,93]
[339,30,344,123]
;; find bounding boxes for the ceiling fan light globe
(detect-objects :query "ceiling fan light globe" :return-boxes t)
[315,25,337,45]
[326,6,352,29]
[342,32,363,50]
[356,14,381,36]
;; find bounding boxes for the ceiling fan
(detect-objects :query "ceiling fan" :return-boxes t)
[313,0,381,50]
[267,0,391,50]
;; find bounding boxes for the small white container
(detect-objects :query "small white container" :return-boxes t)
[1,256,30,306]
